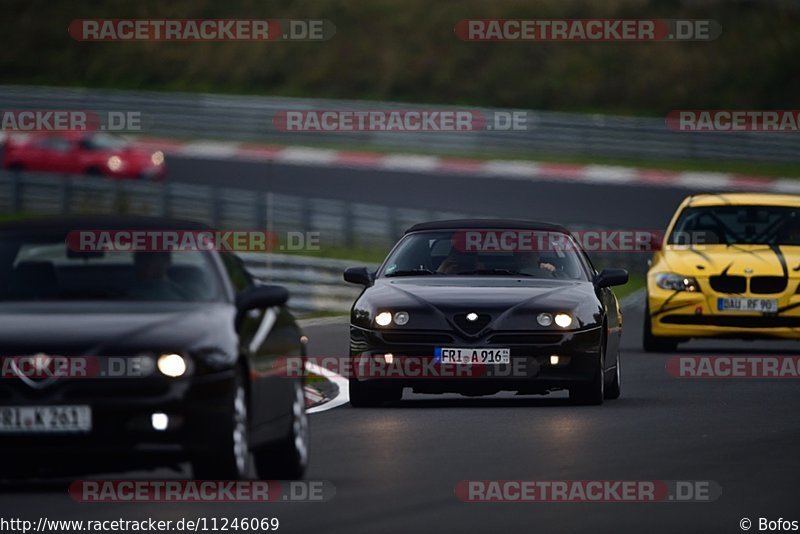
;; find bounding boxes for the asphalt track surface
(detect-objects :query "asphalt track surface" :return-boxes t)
[1,159,799,533]
[166,155,694,229]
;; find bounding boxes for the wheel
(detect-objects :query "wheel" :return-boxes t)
[253,381,309,480]
[643,300,679,353]
[191,372,250,480]
[604,349,621,400]
[348,379,402,407]
[569,330,605,405]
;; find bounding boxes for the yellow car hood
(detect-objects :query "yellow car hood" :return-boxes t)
[660,245,800,277]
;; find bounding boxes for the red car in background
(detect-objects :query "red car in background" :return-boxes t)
[2,132,166,180]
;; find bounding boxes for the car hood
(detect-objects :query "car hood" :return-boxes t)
[352,277,603,331]
[660,245,800,278]
[0,301,237,357]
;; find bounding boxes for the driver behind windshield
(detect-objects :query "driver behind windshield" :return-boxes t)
[437,249,479,274]
[129,251,186,300]
[513,251,557,276]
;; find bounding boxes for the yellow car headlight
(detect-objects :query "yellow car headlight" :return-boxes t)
[655,273,699,292]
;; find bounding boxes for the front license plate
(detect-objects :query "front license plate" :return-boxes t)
[717,298,778,313]
[0,405,92,433]
[435,348,510,364]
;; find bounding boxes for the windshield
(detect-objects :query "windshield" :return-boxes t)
[379,230,590,280]
[669,205,800,246]
[81,133,129,150]
[0,237,223,302]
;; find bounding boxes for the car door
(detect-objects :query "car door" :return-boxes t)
[582,252,622,369]
[35,136,77,172]
[220,252,303,444]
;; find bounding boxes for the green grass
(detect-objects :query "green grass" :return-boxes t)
[612,274,645,302]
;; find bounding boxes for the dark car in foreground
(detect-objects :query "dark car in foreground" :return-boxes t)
[3,132,166,180]
[344,219,628,406]
[0,216,307,480]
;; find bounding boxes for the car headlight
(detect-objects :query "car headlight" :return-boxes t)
[151,150,165,166]
[375,311,393,326]
[537,313,553,327]
[393,311,410,325]
[375,311,410,327]
[107,155,124,171]
[655,273,699,292]
[554,313,573,328]
[157,353,186,377]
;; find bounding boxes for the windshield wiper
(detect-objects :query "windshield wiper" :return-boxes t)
[456,269,533,276]
[385,268,442,277]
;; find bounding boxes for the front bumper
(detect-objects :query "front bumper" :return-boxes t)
[350,324,603,394]
[0,369,236,473]
[648,283,800,340]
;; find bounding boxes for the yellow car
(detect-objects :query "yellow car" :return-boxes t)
[645,193,800,351]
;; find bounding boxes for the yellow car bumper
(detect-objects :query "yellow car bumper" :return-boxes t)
[647,283,800,340]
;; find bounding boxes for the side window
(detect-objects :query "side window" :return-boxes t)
[220,252,253,293]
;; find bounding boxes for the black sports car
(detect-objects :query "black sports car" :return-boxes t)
[344,219,628,406]
[0,216,308,480]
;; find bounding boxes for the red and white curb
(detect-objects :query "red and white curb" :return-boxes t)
[133,136,800,193]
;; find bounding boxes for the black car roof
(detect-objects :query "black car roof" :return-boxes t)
[0,215,211,236]
[405,219,570,234]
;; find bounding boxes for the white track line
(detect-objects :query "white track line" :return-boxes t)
[305,361,350,414]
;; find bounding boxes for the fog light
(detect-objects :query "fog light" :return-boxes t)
[151,412,169,431]
[384,353,394,364]
[537,313,553,327]
[157,353,186,377]
[375,312,392,326]
[550,355,560,366]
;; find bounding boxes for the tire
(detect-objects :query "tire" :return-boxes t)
[569,329,605,406]
[253,381,309,480]
[349,379,402,407]
[191,372,250,480]
[604,349,621,400]
[643,300,679,353]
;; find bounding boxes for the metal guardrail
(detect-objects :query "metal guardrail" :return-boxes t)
[0,170,649,313]
[1,85,798,164]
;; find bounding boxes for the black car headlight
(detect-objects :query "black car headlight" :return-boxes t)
[375,310,410,327]
[537,312,573,328]
[655,273,699,292]
[157,353,187,377]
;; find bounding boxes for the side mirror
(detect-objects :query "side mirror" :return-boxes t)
[236,284,289,311]
[594,269,629,288]
[344,266,373,286]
